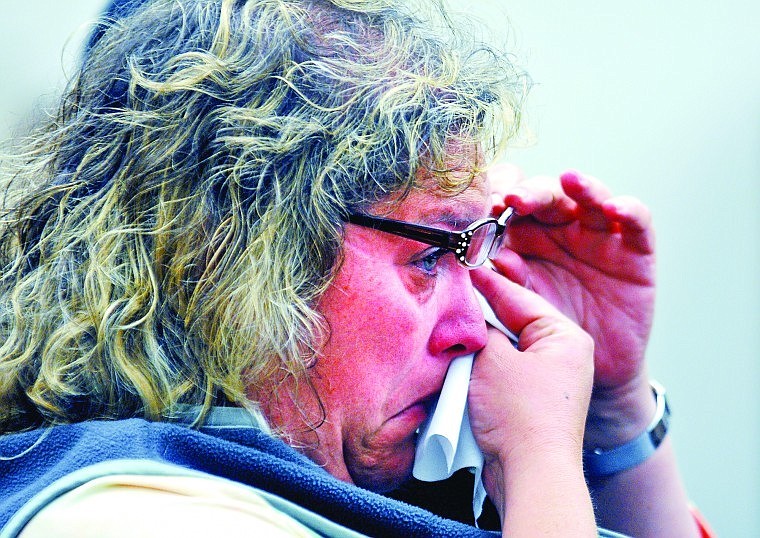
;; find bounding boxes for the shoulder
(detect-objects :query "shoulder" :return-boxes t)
[19,472,318,538]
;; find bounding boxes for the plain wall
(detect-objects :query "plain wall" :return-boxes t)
[2,1,759,536]
[463,2,760,536]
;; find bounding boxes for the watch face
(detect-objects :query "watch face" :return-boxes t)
[648,382,670,448]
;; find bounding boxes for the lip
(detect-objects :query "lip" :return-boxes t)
[388,393,438,432]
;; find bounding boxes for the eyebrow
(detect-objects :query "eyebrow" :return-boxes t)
[414,206,486,230]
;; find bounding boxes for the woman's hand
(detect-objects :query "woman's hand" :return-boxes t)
[480,165,700,537]
[469,267,596,536]
[488,166,656,397]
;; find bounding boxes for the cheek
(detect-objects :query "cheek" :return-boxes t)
[318,295,415,385]
[324,293,421,365]
[314,264,427,406]
[320,257,422,354]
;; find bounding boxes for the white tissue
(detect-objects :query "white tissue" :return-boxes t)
[413,353,487,519]
[412,290,518,522]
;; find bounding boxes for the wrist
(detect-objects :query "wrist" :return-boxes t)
[500,449,595,535]
[584,374,656,449]
[497,433,586,499]
[584,380,670,477]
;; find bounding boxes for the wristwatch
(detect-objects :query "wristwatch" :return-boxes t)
[584,381,670,477]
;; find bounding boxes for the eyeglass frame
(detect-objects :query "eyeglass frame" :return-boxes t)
[344,206,514,268]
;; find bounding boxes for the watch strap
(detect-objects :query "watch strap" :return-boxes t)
[584,381,670,477]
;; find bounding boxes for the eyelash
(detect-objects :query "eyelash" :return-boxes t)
[415,248,449,274]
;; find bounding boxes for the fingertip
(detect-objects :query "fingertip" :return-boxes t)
[559,169,586,187]
[471,265,520,310]
[601,198,655,252]
[503,186,532,213]
[560,169,582,182]
[471,266,566,341]
[601,200,626,220]
[559,171,591,203]
[602,196,651,230]
[470,263,502,291]
[489,249,530,286]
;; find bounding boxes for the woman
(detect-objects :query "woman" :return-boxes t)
[0,0,708,536]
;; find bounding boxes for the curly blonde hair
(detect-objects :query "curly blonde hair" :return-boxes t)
[0,0,526,432]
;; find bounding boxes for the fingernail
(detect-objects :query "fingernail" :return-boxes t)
[561,169,583,183]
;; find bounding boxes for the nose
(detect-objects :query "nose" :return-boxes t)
[428,269,489,359]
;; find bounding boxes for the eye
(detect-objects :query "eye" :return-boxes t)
[415,248,449,274]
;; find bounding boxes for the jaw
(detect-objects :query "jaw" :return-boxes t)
[247,351,427,493]
[342,429,418,493]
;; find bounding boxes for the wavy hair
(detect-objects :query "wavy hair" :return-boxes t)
[0,0,527,433]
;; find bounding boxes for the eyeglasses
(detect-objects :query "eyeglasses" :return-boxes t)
[345,207,514,268]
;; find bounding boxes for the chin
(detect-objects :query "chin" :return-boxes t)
[348,446,415,493]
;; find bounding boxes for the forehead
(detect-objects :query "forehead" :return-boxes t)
[379,166,490,227]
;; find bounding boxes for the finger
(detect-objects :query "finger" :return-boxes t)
[504,175,576,224]
[560,170,614,230]
[471,265,568,346]
[602,195,651,231]
[487,248,531,288]
[602,195,656,254]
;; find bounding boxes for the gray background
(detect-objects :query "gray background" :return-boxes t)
[2,1,758,536]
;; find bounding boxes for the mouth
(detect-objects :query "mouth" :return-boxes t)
[387,393,439,435]
[350,393,442,490]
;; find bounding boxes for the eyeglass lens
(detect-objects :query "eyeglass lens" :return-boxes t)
[465,221,498,266]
